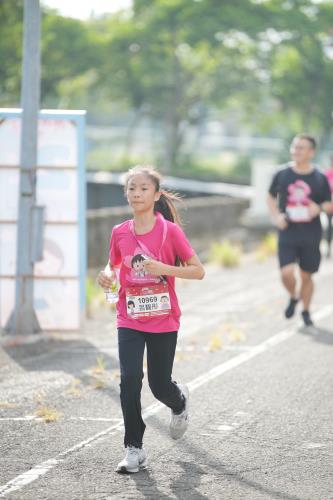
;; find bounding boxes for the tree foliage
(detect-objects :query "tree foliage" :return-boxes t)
[0,0,23,105]
[1,0,333,169]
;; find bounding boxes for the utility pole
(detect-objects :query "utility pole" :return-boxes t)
[5,0,44,335]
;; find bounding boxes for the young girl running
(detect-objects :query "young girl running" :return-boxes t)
[97,165,205,474]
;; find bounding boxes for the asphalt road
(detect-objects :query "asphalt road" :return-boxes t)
[0,256,332,500]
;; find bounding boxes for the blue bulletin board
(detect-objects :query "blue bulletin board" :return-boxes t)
[0,109,86,330]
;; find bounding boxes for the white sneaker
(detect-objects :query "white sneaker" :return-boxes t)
[169,384,189,440]
[115,446,148,474]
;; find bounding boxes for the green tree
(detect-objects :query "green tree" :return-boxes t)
[98,0,269,172]
[0,0,23,106]
[41,10,103,106]
[251,0,333,146]
[2,0,333,171]
[0,2,103,108]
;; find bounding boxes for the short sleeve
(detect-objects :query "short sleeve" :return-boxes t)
[320,175,332,203]
[268,171,280,198]
[109,227,121,266]
[171,224,195,262]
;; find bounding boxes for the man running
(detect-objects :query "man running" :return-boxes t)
[267,134,333,326]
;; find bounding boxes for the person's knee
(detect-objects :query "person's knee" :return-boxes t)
[300,270,312,284]
[148,379,171,401]
[281,265,294,281]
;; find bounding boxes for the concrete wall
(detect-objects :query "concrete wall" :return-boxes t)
[86,172,252,209]
[87,196,249,268]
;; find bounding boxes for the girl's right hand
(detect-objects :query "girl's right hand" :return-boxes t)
[96,270,116,289]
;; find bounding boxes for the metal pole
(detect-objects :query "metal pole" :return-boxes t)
[5,0,43,335]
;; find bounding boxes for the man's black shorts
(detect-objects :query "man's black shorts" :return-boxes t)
[278,239,321,273]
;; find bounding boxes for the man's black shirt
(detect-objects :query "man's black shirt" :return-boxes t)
[268,164,331,243]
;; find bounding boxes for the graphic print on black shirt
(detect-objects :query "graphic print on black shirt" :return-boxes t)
[286,179,312,222]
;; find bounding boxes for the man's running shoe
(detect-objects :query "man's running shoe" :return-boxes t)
[285,298,299,318]
[301,310,314,327]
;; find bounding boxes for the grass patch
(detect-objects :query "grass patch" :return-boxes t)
[87,149,251,184]
[88,356,108,389]
[35,406,62,423]
[0,401,19,409]
[66,379,83,398]
[86,276,106,317]
[34,391,45,404]
[208,334,223,352]
[90,377,107,390]
[90,354,106,375]
[256,232,277,262]
[227,327,246,342]
[172,154,251,184]
[87,150,153,172]
[209,240,242,267]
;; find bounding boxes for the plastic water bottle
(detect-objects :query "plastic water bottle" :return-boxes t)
[104,265,119,304]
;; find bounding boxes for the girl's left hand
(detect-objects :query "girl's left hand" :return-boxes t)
[143,258,167,276]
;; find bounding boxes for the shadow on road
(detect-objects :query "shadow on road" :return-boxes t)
[134,414,305,500]
[130,469,182,500]
[1,336,121,402]
[298,326,333,345]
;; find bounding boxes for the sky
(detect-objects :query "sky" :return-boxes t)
[41,0,132,19]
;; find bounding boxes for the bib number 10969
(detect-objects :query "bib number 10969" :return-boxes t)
[138,296,158,304]
[125,283,171,319]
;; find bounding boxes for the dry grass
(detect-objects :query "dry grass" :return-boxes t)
[90,377,107,390]
[256,232,277,262]
[0,401,19,409]
[110,369,120,380]
[34,391,45,404]
[86,277,107,318]
[209,240,242,267]
[90,354,106,375]
[175,351,189,362]
[66,379,83,397]
[228,328,246,342]
[35,406,62,423]
[208,334,223,352]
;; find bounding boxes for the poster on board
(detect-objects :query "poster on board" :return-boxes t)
[0,110,86,331]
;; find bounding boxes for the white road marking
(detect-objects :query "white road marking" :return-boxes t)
[0,417,123,423]
[310,304,333,321]
[218,425,234,431]
[0,416,39,422]
[301,442,327,449]
[0,305,332,498]
[70,417,123,422]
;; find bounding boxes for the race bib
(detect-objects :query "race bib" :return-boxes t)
[286,205,310,222]
[125,283,171,319]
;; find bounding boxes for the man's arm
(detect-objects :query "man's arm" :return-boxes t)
[320,201,333,214]
[267,193,288,230]
[319,175,333,214]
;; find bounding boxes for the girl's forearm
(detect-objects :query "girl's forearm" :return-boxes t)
[163,263,205,280]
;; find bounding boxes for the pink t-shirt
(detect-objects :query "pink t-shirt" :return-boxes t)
[109,212,195,333]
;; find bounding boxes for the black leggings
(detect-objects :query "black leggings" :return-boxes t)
[118,327,184,448]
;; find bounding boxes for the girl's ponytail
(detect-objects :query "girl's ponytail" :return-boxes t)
[154,190,183,227]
